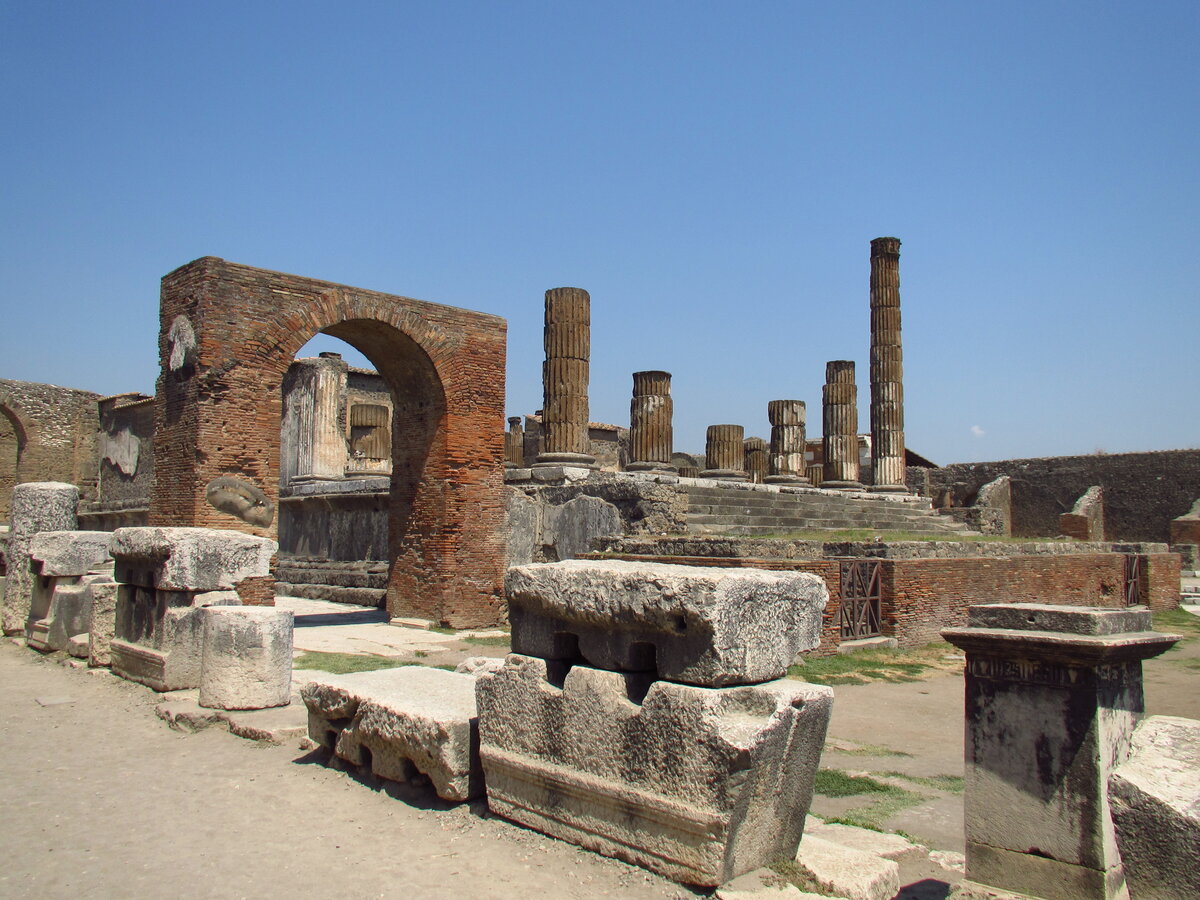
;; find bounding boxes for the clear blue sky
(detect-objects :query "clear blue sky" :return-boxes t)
[2,2,1196,464]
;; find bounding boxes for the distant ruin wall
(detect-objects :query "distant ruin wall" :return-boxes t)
[925,450,1200,542]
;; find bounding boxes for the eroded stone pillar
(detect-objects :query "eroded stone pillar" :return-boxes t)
[765,400,809,485]
[822,361,862,490]
[627,371,675,472]
[701,424,748,481]
[281,353,348,486]
[535,287,596,468]
[505,416,524,468]
[743,437,767,484]
[869,237,906,492]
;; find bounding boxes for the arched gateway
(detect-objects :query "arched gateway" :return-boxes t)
[149,257,507,627]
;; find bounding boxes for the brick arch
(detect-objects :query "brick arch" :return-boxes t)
[149,257,507,626]
[0,395,34,523]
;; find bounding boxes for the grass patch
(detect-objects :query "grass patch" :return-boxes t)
[292,651,417,674]
[828,742,913,758]
[1153,607,1200,637]
[814,769,896,797]
[789,644,960,685]
[813,767,927,832]
[883,772,965,793]
[463,634,511,647]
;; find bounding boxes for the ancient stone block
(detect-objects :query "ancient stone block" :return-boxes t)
[3,482,78,635]
[302,666,482,802]
[24,531,114,650]
[476,655,834,886]
[506,560,828,687]
[198,606,294,710]
[28,530,112,578]
[87,580,118,667]
[792,833,900,900]
[109,526,276,592]
[1108,715,1200,900]
[541,494,622,561]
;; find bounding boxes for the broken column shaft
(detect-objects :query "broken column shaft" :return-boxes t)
[822,361,862,490]
[869,237,906,491]
[505,416,523,468]
[627,370,675,473]
[701,424,748,481]
[743,437,768,484]
[765,400,809,485]
[535,287,596,468]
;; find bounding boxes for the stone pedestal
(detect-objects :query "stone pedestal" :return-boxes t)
[822,362,862,490]
[24,531,113,652]
[743,437,768,484]
[199,606,294,710]
[109,527,276,691]
[627,370,676,473]
[869,237,907,492]
[535,287,596,468]
[943,604,1179,900]
[505,416,524,468]
[764,400,809,485]
[701,425,748,481]
[2,482,78,635]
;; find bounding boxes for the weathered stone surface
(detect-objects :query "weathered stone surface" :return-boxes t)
[303,666,482,801]
[504,487,538,566]
[541,494,622,561]
[455,656,506,676]
[1061,485,1105,541]
[822,362,862,489]
[803,819,925,860]
[703,424,748,481]
[87,580,118,667]
[28,531,113,577]
[506,560,828,686]
[198,606,294,710]
[476,655,834,886]
[109,527,276,591]
[3,482,78,635]
[628,371,675,471]
[1108,715,1200,900]
[537,287,596,467]
[715,868,819,899]
[792,833,900,900]
[868,237,906,492]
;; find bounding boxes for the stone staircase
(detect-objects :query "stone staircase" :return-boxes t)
[684,484,981,538]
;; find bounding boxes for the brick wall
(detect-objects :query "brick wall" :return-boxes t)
[150,257,508,627]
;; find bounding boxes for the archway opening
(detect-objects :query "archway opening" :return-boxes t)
[0,406,27,524]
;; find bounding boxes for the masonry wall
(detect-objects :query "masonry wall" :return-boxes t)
[924,450,1200,542]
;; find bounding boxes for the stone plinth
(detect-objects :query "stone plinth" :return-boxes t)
[476,655,834,887]
[702,425,748,481]
[303,666,482,801]
[24,531,114,651]
[198,606,294,710]
[943,603,1179,900]
[505,560,829,687]
[764,400,809,485]
[869,237,907,492]
[822,362,862,490]
[109,527,275,691]
[536,287,596,468]
[743,437,768,484]
[2,482,78,635]
[627,370,676,473]
[505,416,524,468]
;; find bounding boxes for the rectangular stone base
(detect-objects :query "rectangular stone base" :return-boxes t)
[110,639,198,692]
[26,620,51,652]
[967,841,1128,900]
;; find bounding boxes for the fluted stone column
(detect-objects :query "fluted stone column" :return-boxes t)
[505,416,523,468]
[627,370,675,473]
[535,287,596,468]
[869,237,906,492]
[743,438,768,484]
[701,425,748,481]
[282,353,348,485]
[822,361,862,490]
[764,400,810,485]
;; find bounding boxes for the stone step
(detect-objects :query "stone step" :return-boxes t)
[686,512,974,532]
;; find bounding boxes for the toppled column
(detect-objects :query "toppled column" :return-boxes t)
[199,606,294,710]
[869,237,907,492]
[504,416,524,468]
[743,437,768,484]
[2,482,78,636]
[24,531,113,654]
[535,287,596,469]
[943,604,1179,900]
[1061,486,1106,541]
[479,560,834,886]
[765,400,809,485]
[701,424,748,481]
[627,371,676,473]
[108,527,276,691]
[822,362,862,490]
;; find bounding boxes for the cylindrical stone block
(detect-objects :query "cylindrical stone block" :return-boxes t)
[628,371,675,472]
[743,437,768,483]
[198,606,294,710]
[765,400,809,484]
[701,425,748,481]
[537,287,596,467]
[505,416,524,468]
[822,362,862,489]
[869,237,906,492]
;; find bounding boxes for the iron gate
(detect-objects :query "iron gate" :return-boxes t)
[1124,554,1144,607]
[840,560,882,639]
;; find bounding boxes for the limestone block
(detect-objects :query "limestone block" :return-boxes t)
[504,487,538,567]
[792,834,900,900]
[109,527,276,591]
[3,482,78,635]
[110,603,208,691]
[715,868,820,899]
[803,819,925,859]
[505,560,828,687]
[476,654,834,886]
[455,656,506,676]
[45,580,99,652]
[1108,715,1200,900]
[542,494,622,561]
[66,634,89,659]
[302,666,482,802]
[87,581,118,667]
[198,606,294,710]
[29,531,113,577]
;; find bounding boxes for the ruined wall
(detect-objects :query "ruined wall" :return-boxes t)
[925,450,1200,542]
[520,415,627,471]
[0,378,101,521]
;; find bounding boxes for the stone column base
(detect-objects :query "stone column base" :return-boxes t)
[821,480,863,491]
[533,452,596,468]
[700,469,749,481]
[625,461,678,473]
[868,483,908,493]
[764,475,810,485]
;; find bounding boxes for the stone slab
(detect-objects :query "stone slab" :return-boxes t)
[803,819,925,860]
[505,559,828,687]
[28,531,113,578]
[476,654,833,886]
[966,603,1151,636]
[715,868,825,899]
[109,527,276,591]
[791,834,900,900]
[302,666,481,801]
